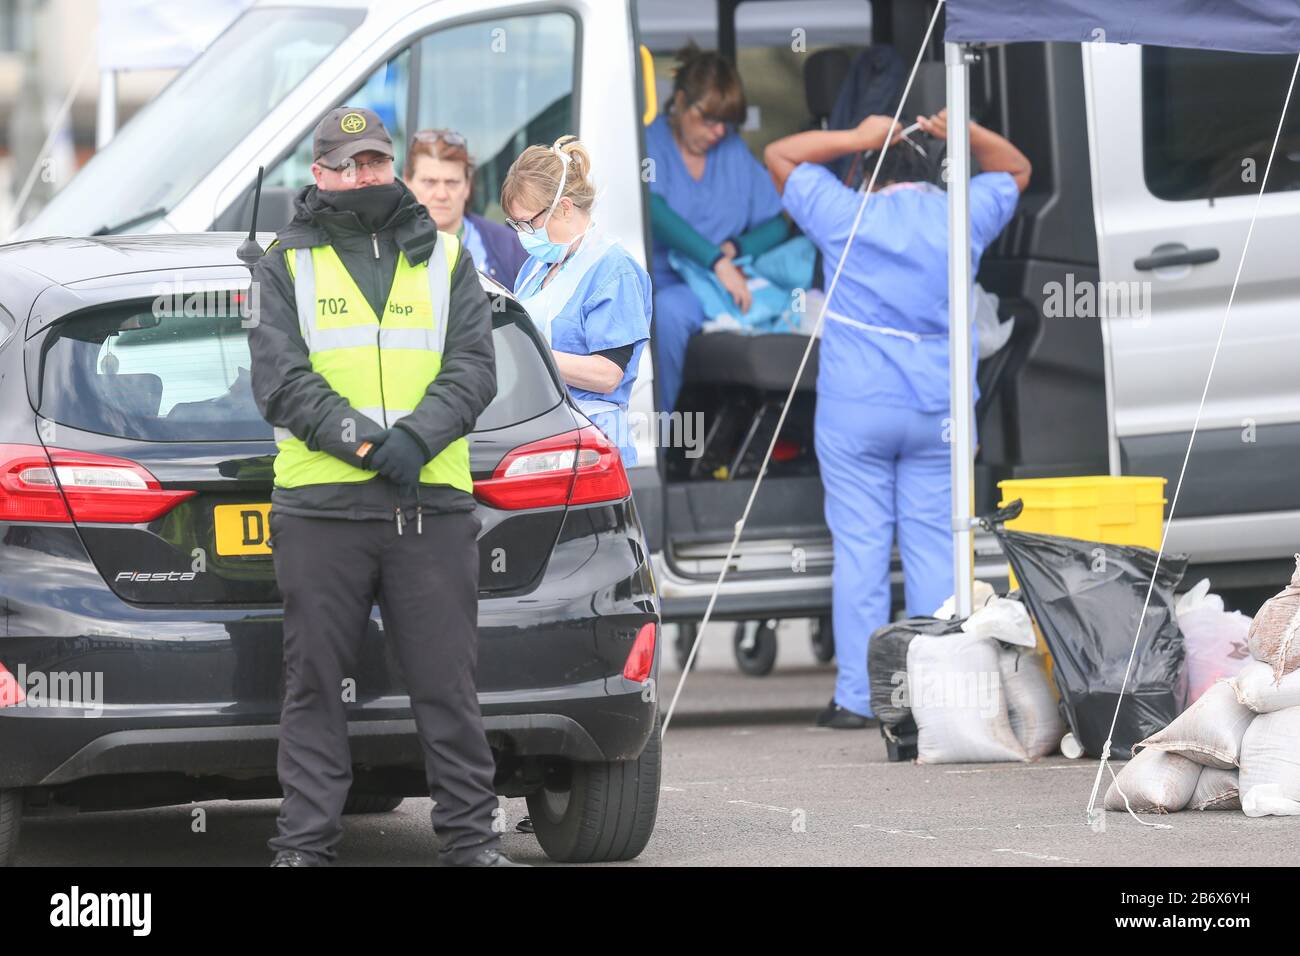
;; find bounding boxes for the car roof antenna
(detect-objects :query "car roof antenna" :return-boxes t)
[236,166,266,269]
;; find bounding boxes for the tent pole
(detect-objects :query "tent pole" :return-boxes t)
[946,41,975,618]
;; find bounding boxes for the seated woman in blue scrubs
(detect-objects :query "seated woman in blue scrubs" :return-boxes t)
[646,43,791,414]
[764,111,1031,728]
[501,136,652,467]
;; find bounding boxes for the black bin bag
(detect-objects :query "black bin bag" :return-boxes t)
[985,502,1188,759]
[868,616,964,726]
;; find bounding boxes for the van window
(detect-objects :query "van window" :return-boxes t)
[265,49,412,191]
[414,12,578,221]
[20,7,363,237]
[1143,47,1300,202]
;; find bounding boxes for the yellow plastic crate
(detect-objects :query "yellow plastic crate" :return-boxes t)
[997,476,1167,678]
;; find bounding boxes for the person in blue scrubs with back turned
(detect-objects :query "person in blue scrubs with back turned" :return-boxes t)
[765,110,1031,728]
[646,43,791,414]
[502,135,652,467]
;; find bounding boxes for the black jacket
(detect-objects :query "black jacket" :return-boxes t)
[249,180,497,521]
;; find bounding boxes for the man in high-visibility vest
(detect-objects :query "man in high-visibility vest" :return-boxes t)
[249,107,520,866]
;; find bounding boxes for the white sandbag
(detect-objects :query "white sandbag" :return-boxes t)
[1188,767,1240,811]
[1104,748,1201,813]
[1134,680,1254,769]
[1238,707,1300,816]
[1229,659,1300,714]
[1246,555,1300,681]
[1178,604,1252,703]
[908,631,1027,764]
[999,646,1062,758]
[964,598,1036,648]
[1241,784,1300,817]
[932,580,996,621]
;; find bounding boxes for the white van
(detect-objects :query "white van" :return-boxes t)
[18,0,1300,670]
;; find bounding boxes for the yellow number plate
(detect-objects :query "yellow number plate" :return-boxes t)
[213,504,273,555]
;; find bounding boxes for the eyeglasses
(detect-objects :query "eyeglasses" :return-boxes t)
[327,155,394,174]
[690,103,733,131]
[504,206,550,234]
[413,128,467,148]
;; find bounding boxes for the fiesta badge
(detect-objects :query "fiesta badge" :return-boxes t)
[340,112,367,135]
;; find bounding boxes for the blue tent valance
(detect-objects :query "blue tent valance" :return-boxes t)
[946,0,1300,55]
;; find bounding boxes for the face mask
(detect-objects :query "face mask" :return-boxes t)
[318,181,405,232]
[516,146,583,262]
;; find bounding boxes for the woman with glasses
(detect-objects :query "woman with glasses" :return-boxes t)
[404,129,528,285]
[645,42,792,415]
[501,135,652,468]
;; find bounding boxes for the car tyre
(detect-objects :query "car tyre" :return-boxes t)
[0,789,21,867]
[526,715,661,863]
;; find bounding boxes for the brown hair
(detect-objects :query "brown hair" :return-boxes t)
[404,130,474,199]
[500,135,596,217]
[669,42,747,128]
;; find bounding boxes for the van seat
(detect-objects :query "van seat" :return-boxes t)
[682,331,819,396]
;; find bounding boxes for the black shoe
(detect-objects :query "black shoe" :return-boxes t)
[516,815,534,834]
[815,698,871,729]
[270,850,317,867]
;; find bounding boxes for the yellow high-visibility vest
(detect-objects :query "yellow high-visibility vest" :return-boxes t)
[271,233,473,493]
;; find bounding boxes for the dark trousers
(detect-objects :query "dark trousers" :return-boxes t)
[266,510,500,865]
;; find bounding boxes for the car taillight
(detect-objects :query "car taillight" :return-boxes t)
[0,444,195,523]
[0,662,24,708]
[622,622,657,683]
[473,425,630,510]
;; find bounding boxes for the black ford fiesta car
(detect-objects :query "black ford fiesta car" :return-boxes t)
[0,234,660,865]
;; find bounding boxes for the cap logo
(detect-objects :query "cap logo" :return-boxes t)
[340,112,367,135]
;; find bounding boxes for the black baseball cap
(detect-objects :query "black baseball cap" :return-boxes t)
[313,106,394,168]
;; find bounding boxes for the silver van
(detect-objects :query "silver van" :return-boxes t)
[18,0,1300,670]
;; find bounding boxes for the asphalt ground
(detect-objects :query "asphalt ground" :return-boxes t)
[12,620,1296,866]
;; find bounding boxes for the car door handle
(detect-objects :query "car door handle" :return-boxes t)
[1133,247,1220,271]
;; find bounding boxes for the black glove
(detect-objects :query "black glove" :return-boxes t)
[356,428,389,469]
[368,425,427,486]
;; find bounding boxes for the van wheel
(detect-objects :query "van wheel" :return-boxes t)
[342,794,404,814]
[0,789,21,866]
[734,620,778,676]
[811,616,835,663]
[674,622,702,671]
[526,716,661,863]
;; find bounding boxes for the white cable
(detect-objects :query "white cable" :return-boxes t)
[661,0,947,739]
[1084,50,1300,823]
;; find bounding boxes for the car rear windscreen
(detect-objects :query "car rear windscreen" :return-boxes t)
[34,298,562,442]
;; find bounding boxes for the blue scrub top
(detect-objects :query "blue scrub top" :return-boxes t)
[644,114,783,284]
[513,239,653,412]
[782,164,1020,412]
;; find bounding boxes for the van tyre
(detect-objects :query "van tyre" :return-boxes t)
[734,619,778,676]
[0,789,21,866]
[526,716,661,863]
[342,793,404,814]
[674,622,702,671]
[811,616,835,663]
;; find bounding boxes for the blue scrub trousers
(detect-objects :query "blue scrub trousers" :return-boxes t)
[814,395,956,718]
[653,277,706,413]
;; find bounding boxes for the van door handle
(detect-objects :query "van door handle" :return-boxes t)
[1133,247,1219,271]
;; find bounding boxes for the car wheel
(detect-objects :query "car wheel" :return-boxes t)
[811,616,835,663]
[733,620,778,676]
[341,793,404,814]
[674,622,701,670]
[526,716,661,863]
[0,789,21,867]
